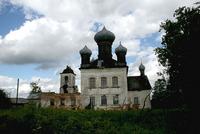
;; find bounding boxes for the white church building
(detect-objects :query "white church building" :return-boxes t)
[78,27,151,109]
[29,27,151,110]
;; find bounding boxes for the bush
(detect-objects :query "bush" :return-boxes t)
[0,89,11,109]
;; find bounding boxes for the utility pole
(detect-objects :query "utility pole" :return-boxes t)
[16,78,19,104]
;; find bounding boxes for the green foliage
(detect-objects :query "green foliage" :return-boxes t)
[154,4,200,109]
[0,106,193,134]
[0,89,11,109]
[30,81,42,94]
[151,73,180,109]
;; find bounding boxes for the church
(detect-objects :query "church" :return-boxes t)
[78,26,151,109]
[29,26,151,110]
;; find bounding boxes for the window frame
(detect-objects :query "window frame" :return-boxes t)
[112,76,118,87]
[134,97,139,105]
[89,77,96,89]
[101,77,107,88]
[90,96,95,106]
[113,95,119,105]
[101,95,107,106]
[65,76,68,84]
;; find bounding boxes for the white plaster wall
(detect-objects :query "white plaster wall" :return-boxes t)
[40,95,80,108]
[80,67,128,109]
[127,90,151,109]
[40,99,50,107]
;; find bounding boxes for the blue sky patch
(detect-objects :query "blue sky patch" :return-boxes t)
[140,32,161,48]
[0,64,56,80]
[90,22,103,32]
[0,3,25,37]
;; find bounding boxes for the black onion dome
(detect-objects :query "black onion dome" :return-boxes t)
[115,42,127,54]
[79,45,92,55]
[139,63,145,71]
[61,66,75,74]
[94,26,115,43]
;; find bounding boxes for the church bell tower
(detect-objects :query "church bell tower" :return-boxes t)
[60,66,76,93]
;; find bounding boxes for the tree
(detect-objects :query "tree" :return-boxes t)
[0,89,11,109]
[30,81,42,94]
[154,4,200,109]
[151,73,170,108]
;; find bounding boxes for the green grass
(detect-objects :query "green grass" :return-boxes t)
[0,105,191,134]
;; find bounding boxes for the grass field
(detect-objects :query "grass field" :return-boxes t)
[0,105,192,134]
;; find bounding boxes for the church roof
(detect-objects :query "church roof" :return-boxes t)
[90,59,117,68]
[79,26,127,69]
[139,62,145,71]
[115,42,127,54]
[127,76,151,91]
[80,58,128,69]
[61,66,75,74]
[94,26,115,43]
[79,45,92,55]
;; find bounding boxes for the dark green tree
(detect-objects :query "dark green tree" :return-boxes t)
[154,4,200,109]
[30,81,42,94]
[151,73,168,108]
[0,89,11,109]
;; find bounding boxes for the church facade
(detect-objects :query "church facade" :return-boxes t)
[28,27,151,110]
[79,27,151,109]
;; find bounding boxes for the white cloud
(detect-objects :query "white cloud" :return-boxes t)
[0,75,17,88]
[0,75,30,98]
[31,76,59,93]
[128,46,163,86]
[0,75,59,98]
[0,17,95,69]
[1,0,197,69]
[0,0,198,94]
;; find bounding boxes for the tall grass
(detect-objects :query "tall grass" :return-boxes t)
[0,105,191,134]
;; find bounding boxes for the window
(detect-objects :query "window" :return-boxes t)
[65,76,68,84]
[89,77,96,88]
[60,98,65,106]
[90,96,95,106]
[101,77,107,88]
[101,95,107,105]
[50,99,54,106]
[71,97,76,106]
[134,97,139,105]
[112,76,118,87]
[113,95,119,105]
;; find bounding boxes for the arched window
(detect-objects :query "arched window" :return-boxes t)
[89,77,96,88]
[101,77,107,88]
[101,95,107,105]
[65,76,68,84]
[112,76,118,87]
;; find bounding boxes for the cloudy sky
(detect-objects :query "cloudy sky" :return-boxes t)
[0,0,197,98]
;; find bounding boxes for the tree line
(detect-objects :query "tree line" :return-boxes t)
[152,3,200,110]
